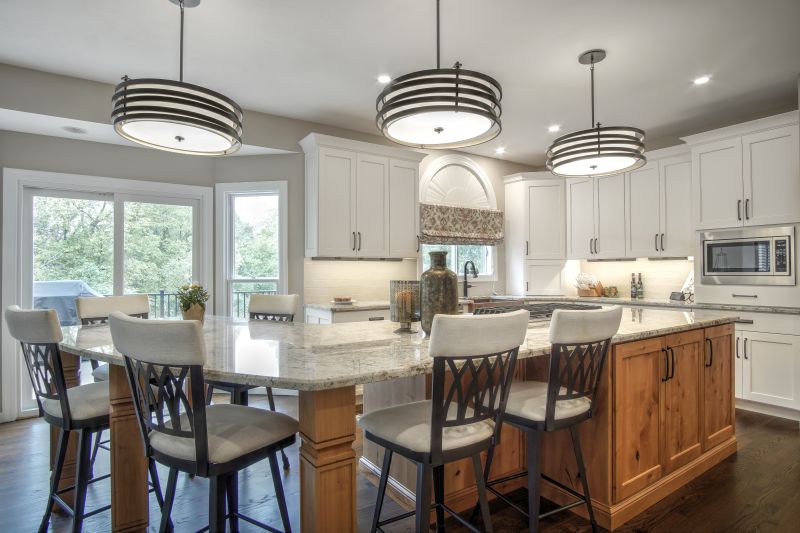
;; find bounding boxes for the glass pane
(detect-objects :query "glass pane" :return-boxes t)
[234,194,280,279]
[124,202,193,317]
[421,244,456,271]
[706,240,770,273]
[32,195,113,325]
[230,280,279,319]
[457,245,493,276]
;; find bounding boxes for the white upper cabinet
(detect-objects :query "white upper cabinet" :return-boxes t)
[626,161,661,257]
[526,180,565,260]
[355,154,389,257]
[301,133,426,258]
[388,159,420,258]
[504,173,565,295]
[625,152,692,258]
[593,173,626,259]
[742,125,800,226]
[566,177,595,259]
[683,112,799,230]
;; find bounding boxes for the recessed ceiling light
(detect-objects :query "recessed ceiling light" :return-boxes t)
[377,74,392,84]
[693,75,711,85]
[62,126,88,135]
[548,124,561,133]
[495,147,506,155]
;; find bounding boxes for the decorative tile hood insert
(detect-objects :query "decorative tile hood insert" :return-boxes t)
[419,203,504,245]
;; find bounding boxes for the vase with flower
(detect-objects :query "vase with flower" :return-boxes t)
[177,283,209,323]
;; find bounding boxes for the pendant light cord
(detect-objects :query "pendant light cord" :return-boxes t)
[179,0,185,82]
[436,0,440,69]
[590,56,595,128]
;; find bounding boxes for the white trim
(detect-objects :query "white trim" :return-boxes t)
[214,181,289,316]
[680,110,799,146]
[419,154,498,209]
[736,398,800,423]
[298,132,427,163]
[1,168,212,422]
[358,456,417,504]
[503,171,558,184]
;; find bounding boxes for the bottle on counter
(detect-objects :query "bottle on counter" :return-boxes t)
[637,273,644,299]
[630,273,638,299]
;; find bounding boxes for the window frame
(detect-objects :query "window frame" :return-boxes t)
[2,168,212,421]
[419,243,498,282]
[215,181,288,318]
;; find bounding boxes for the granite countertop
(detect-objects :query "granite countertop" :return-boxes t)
[518,295,800,315]
[59,308,738,392]
[305,300,390,312]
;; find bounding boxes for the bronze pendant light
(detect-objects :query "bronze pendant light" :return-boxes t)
[376,0,502,149]
[112,0,243,156]
[546,49,645,177]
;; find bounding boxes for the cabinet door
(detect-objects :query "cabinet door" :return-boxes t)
[318,147,357,256]
[355,154,389,257]
[527,181,565,259]
[523,260,565,295]
[660,157,693,257]
[741,331,800,409]
[692,139,743,230]
[703,324,735,451]
[662,330,704,473]
[742,125,800,226]
[566,178,595,259]
[626,162,661,258]
[613,338,664,502]
[594,173,626,258]
[388,159,419,258]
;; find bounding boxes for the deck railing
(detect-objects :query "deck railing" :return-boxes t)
[146,288,278,319]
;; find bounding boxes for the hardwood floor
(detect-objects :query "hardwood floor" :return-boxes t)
[0,394,797,532]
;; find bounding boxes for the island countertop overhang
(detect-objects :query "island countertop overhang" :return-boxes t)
[58,307,740,391]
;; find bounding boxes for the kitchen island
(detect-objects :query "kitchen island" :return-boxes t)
[58,306,737,532]
[361,306,738,530]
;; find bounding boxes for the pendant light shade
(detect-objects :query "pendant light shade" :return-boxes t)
[376,0,502,149]
[546,50,645,177]
[112,0,243,156]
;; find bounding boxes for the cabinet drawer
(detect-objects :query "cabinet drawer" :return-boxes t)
[332,309,391,323]
[734,311,800,336]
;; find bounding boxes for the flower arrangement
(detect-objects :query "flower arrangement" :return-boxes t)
[177,283,209,312]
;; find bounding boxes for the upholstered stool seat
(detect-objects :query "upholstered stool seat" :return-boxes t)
[42,381,109,424]
[359,400,494,454]
[505,381,591,422]
[91,364,109,381]
[150,404,299,465]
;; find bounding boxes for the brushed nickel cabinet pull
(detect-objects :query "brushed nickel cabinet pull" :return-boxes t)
[745,198,750,220]
[660,233,664,251]
[368,316,385,321]
[655,233,659,252]
[743,338,748,360]
[732,294,758,298]
[737,199,742,221]
[357,231,362,251]
[352,232,356,251]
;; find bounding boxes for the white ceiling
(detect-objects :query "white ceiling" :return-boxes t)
[0,0,798,165]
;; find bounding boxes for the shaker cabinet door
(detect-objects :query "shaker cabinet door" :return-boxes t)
[318,147,357,256]
[660,157,693,257]
[527,181,566,259]
[388,159,419,258]
[626,163,661,258]
[740,331,800,409]
[742,125,800,226]
[566,178,595,259]
[594,173,626,259]
[692,139,743,230]
[355,154,389,257]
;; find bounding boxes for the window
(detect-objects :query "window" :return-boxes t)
[421,244,495,279]
[3,169,212,420]
[216,182,288,319]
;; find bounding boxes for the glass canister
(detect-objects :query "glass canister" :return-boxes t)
[389,280,420,332]
[420,250,459,335]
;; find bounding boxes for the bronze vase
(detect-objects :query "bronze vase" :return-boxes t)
[420,251,458,335]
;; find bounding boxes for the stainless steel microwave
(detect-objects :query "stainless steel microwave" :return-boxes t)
[701,226,794,286]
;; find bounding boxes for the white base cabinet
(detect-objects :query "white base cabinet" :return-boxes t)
[304,307,390,324]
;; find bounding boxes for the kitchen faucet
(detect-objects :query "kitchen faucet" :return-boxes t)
[463,260,478,298]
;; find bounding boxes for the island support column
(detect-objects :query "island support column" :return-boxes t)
[299,386,357,533]
[109,364,149,532]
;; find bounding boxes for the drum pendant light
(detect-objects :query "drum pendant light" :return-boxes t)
[112,0,243,156]
[375,0,502,149]
[546,50,645,177]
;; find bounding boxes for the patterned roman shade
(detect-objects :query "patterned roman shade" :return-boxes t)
[419,203,504,246]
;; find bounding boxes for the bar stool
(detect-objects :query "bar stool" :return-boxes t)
[360,310,529,533]
[206,293,300,470]
[75,294,150,382]
[5,305,167,533]
[482,306,622,533]
[109,311,299,533]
